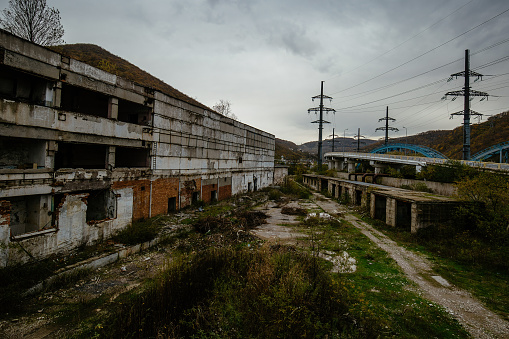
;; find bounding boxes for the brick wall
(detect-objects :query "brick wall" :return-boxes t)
[202,183,218,203]
[180,178,201,208]
[112,180,150,221]
[151,178,179,215]
[218,185,232,201]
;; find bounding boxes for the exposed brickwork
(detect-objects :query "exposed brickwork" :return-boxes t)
[0,200,11,226]
[218,185,232,201]
[202,183,218,203]
[112,180,151,221]
[180,178,201,208]
[151,178,179,215]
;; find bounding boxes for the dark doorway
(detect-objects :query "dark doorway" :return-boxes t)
[355,190,362,205]
[192,192,200,205]
[396,201,412,230]
[211,190,218,202]
[254,177,258,192]
[374,195,387,221]
[168,197,177,213]
[331,184,336,198]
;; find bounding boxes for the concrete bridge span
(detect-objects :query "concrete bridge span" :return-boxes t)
[324,151,509,173]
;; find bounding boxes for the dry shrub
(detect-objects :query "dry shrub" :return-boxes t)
[281,206,307,216]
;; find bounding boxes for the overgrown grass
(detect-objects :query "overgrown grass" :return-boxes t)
[280,179,311,199]
[112,215,171,245]
[74,247,382,338]
[297,215,469,338]
[364,214,509,320]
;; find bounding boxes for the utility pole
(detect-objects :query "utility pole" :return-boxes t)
[354,128,365,152]
[328,128,339,152]
[308,81,335,169]
[444,49,489,160]
[343,128,348,152]
[375,106,398,145]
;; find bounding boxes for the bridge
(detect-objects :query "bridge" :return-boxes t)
[471,141,509,162]
[369,143,448,159]
[324,151,509,174]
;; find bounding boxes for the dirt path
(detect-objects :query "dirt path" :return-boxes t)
[312,193,509,339]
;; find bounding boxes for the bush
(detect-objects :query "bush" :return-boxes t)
[280,180,311,199]
[112,218,162,245]
[268,189,282,201]
[90,247,380,338]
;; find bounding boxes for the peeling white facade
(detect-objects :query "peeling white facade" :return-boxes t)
[0,29,275,267]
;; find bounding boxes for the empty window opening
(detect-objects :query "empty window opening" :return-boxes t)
[117,99,151,125]
[248,182,252,192]
[86,190,116,223]
[238,157,243,163]
[0,65,53,106]
[55,142,107,170]
[167,197,177,213]
[331,184,336,198]
[60,83,109,118]
[115,147,150,168]
[396,201,412,230]
[0,136,47,169]
[355,190,363,206]
[7,195,53,236]
[374,195,387,221]
[192,192,200,205]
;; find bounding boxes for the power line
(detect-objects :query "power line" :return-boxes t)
[325,0,476,82]
[331,7,509,95]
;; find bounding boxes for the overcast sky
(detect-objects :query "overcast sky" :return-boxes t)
[3,0,508,144]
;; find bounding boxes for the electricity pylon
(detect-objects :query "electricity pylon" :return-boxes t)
[376,106,398,145]
[444,49,489,160]
[308,81,335,169]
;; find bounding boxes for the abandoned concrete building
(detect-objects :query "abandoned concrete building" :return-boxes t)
[0,30,275,267]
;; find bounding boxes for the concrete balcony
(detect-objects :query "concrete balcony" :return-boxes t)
[0,99,153,147]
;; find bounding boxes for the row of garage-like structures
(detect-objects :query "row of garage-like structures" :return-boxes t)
[302,174,461,233]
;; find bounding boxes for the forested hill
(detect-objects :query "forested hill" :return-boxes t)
[365,111,509,159]
[50,44,211,111]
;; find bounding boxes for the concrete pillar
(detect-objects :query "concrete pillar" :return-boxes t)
[108,97,119,120]
[347,161,356,173]
[106,146,116,170]
[53,81,62,108]
[386,198,397,227]
[374,163,387,174]
[45,141,57,169]
[370,193,376,219]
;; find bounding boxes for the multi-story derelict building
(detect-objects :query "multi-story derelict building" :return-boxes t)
[0,29,275,267]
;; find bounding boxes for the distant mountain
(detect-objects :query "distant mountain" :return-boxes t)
[365,111,509,160]
[49,44,211,111]
[298,138,378,154]
[275,138,312,161]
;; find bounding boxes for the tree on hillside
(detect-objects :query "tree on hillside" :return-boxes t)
[212,99,238,121]
[0,0,64,46]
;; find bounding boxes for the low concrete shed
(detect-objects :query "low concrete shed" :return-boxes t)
[303,174,462,233]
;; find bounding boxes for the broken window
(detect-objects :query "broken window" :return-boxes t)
[55,142,107,170]
[115,147,150,168]
[0,65,53,106]
[86,190,116,223]
[117,99,151,125]
[7,195,54,237]
[0,136,47,169]
[60,83,109,118]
